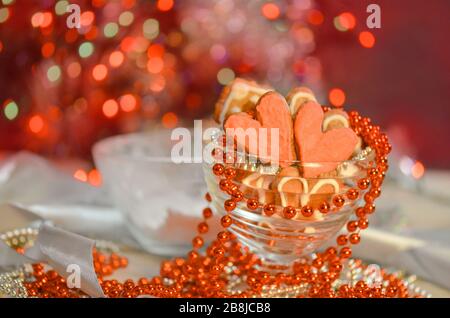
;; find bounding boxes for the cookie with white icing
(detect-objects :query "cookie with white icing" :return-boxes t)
[271,166,306,208]
[304,178,342,209]
[286,86,317,118]
[214,78,272,125]
[272,167,342,211]
[241,172,275,205]
[322,109,350,130]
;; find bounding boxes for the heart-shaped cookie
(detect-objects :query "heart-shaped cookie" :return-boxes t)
[224,91,296,167]
[294,102,358,177]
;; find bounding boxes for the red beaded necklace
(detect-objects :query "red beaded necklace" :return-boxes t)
[23,109,405,298]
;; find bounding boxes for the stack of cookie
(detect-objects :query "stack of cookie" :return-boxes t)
[213,78,372,221]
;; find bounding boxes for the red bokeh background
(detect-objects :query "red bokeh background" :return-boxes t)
[316,0,450,168]
[1,0,449,168]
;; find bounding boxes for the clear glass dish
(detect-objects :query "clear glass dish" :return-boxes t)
[203,132,375,270]
[93,130,217,256]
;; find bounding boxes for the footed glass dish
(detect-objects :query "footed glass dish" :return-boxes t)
[203,133,376,270]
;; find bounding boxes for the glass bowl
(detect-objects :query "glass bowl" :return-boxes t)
[93,130,218,256]
[203,133,376,270]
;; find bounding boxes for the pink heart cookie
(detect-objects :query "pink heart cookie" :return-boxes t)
[294,102,358,177]
[224,92,296,167]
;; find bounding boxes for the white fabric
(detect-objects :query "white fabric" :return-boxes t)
[0,206,104,297]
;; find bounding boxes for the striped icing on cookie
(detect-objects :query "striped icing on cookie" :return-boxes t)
[289,91,317,108]
[242,173,274,204]
[277,177,340,207]
[286,87,317,117]
[322,112,350,130]
[276,176,308,207]
[218,80,271,124]
[304,179,340,207]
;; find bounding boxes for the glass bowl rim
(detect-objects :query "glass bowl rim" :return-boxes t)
[207,130,374,167]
